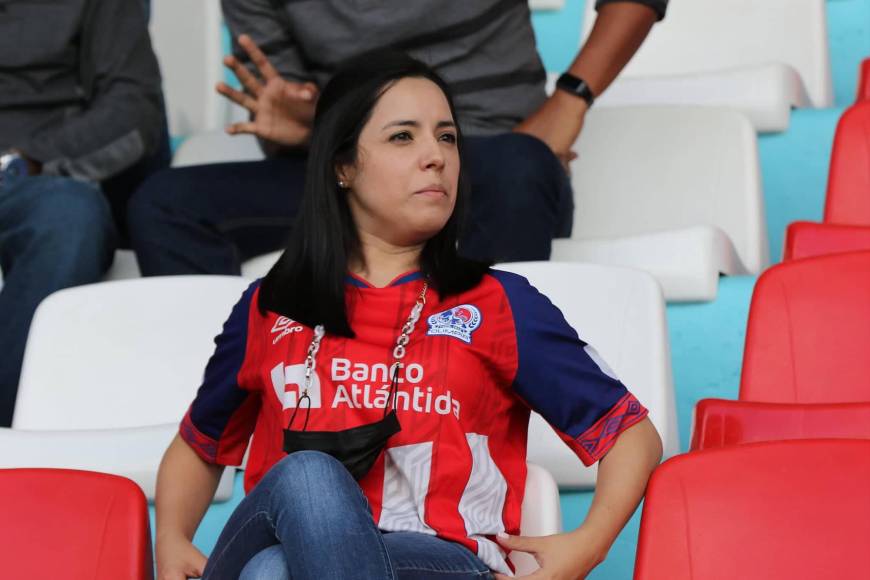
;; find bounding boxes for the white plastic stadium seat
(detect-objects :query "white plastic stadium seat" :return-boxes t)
[149,0,225,136]
[172,131,265,168]
[14,276,250,429]
[580,0,832,132]
[497,262,679,489]
[105,249,142,280]
[241,250,282,278]
[510,463,563,575]
[554,106,768,301]
[0,423,234,501]
[8,276,251,499]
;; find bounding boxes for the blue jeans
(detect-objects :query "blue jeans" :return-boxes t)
[128,133,573,274]
[0,174,117,426]
[203,451,494,580]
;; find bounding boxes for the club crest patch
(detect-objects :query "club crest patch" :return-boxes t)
[426,304,482,344]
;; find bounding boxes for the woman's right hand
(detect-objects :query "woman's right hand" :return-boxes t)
[156,534,208,580]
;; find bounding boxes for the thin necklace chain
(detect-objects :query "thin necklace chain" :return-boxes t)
[302,282,429,397]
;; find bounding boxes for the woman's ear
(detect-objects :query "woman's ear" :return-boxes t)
[335,164,355,190]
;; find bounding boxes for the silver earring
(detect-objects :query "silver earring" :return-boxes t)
[338,180,347,188]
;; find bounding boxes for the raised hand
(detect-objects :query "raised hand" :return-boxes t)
[217,34,318,147]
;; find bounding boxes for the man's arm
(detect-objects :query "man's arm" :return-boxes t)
[568,1,664,99]
[17,0,164,182]
[515,2,663,163]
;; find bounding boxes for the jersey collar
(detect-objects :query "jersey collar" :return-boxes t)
[345,270,423,289]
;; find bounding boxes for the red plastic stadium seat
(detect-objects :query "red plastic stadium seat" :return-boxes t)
[783,221,870,260]
[634,439,870,580]
[859,57,870,102]
[0,469,153,580]
[690,398,870,450]
[739,251,870,403]
[782,97,870,261]
[824,101,870,225]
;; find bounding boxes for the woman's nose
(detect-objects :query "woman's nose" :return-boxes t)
[421,137,445,170]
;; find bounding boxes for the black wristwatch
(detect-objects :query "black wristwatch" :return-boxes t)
[0,151,33,187]
[555,73,596,107]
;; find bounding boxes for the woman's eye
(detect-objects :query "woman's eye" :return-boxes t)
[439,133,457,144]
[389,131,412,142]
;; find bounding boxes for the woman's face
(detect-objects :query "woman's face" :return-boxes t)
[341,77,460,247]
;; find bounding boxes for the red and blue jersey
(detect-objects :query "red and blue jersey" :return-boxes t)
[180,270,648,574]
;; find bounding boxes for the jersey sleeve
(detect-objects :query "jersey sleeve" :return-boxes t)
[179,280,262,466]
[491,270,649,466]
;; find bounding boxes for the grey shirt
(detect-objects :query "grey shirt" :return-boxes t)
[0,0,164,181]
[223,0,667,137]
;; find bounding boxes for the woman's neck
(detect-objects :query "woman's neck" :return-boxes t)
[350,231,424,288]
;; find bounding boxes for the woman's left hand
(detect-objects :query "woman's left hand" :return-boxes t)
[493,526,610,580]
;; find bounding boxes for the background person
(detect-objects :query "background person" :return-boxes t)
[0,0,169,427]
[128,0,667,274]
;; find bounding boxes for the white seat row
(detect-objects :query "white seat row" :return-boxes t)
[176,103,768,302]
[1,102,767,304]
[2,262,678,495]
[4,276,250,500]
[557,106,768,301]
[582,0,832,132]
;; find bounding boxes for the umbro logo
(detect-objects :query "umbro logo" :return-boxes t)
[271,316,304,344]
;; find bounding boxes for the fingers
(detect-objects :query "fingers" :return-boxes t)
[216,82,258,112]
[191,552,207,577]
[494,571,546,580]
[496,532,540,554]
[238,34,280,81]
[223,55,263,98]
[284,81,317,102]
[225,121,258,136]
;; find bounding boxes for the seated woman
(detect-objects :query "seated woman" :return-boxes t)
[155,51,662,580]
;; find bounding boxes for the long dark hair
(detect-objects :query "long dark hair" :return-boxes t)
[258,50,490,337]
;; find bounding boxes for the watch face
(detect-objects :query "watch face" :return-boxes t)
[0,154,30,185]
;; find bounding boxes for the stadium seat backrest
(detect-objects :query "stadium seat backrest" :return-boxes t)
[690,398,870,450]
[583,0,833,108]
[634,439,870,580]
[497,262,678,488]
[149,0,224,136]
[509,463,563,575]
[571,106,768,274]
[823,102,870,225]
[739,251,870,402]
[0,468,153,579]
[172,131,265,167]
[859,58,870,102]
[14,276,252,429]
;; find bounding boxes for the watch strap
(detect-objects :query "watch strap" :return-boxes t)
[556,73,595,107]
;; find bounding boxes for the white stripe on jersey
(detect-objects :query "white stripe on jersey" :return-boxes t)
[378,442,437,535]
[458,433,511,575]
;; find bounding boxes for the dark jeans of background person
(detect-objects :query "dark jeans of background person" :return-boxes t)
[0,138,170,428]
[202,450,494,580]
[0,175,116,427]
[128,133,573,275]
